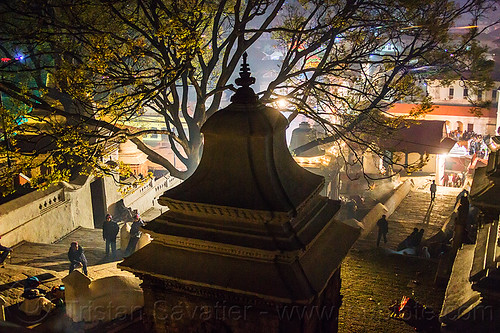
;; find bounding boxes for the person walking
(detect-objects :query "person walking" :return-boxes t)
[430,180,437,201]
[102,214,119,258]
[124,213,145,257]
[68,241,88,275]
[376,214,389,247]
[0,236,12,267]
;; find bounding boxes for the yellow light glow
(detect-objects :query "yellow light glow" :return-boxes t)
[276,98,288,109]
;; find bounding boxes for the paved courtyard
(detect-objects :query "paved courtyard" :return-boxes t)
[339,180,462,333]
[0,180,462,332]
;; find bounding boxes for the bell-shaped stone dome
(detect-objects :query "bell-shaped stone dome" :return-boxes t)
[161,56,323,214]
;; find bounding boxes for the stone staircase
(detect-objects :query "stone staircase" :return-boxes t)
[9,228,113,273]
[353,186,461,251]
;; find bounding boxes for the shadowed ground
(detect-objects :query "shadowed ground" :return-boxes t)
[0,181,461,332]
[339,179,461,333]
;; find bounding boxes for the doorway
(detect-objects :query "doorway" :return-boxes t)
[90,178,106,228]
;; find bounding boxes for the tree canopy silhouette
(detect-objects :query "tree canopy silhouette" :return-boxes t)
[0,0,496,194]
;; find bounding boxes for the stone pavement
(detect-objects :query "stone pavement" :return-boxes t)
[0,228,136,310]
[356,179,462,251]
[9,227,121,275]
[6,206,163,280]
[0,207,166,330]
[0,177,463,332]
[339,177,463,333]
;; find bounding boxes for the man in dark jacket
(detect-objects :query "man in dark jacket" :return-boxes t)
[124,213,145,257]
[376,215,389,247]
[430,180,437,201]
[103,214,119,257]
[68,241,88,275]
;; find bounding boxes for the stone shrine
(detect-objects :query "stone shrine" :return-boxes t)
[119,54,361,332]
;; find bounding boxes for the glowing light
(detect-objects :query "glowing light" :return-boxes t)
[276,98,288,109]
[451,25,478,30]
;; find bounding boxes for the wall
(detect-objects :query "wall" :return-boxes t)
[0,173,182,247]
[428,80,498,105]
[422,113,495,136]
[368,151,438,174]
[421,154,437,173]
[383,179,413,216]
[102,175,123,216]
[360,203,388,238]
[0,180,94,247]
[360,179,413,238]
[363,151,382,174]
[407,152,438,173]
[123,174,181,215]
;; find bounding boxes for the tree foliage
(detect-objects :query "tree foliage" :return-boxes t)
[0,0,497,195]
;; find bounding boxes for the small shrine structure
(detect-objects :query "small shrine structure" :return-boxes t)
[119,54,361,332]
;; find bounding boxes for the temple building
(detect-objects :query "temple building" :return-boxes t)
[119,55,362,332]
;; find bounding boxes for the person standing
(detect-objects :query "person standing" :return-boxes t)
[0,236,12,267]
[430,180,437,201]
[442,173,449,187]
[68,241,88,275]
[376,214,389,247]
[124,213,145,257]
[102,214,119,257]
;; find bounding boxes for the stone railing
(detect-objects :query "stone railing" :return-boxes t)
[123,174,181,215]
[360,179,414,238]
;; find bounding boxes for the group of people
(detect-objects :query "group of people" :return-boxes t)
[376,215,430,258]
[447,130,489,158]
[67,212,145,276]
[397,228,425,251]
[441,173,464,188]
[1,212,146,277]
[19,276,65,317]
[468,134,488,158]
[0,213,146,320]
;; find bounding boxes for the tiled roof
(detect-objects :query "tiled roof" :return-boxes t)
[379,120,456,155]
[388,103,497,118]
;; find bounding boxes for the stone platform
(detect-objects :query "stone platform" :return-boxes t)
[1,228,135,307]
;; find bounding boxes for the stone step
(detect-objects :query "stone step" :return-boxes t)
[353,186,459,252]
[8,228,117,274]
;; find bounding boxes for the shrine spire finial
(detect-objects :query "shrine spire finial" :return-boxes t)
[235,52,255,88]
[231,52,258,103]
